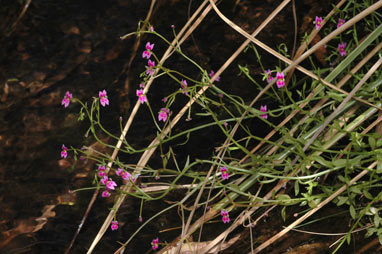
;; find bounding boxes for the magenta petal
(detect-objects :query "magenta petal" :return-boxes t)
[102,190,111,198]
[110,220,118,230]
[145,42,154,51]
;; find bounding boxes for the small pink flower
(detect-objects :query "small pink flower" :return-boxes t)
[221,209,230,223]
[265,69,274,83]
[116,168,132,181]
[314,16,323,30]
[61,91,73,108]
[131,174,139,183]
[158,108,170,122]
[221,209,229,217]
[180,80,189,95]
[100,176,109,185]
[111,220,118,231]
[150,26,154,32]
[146,42,154,51]
[136,89,147,104]
[146,59,156,76]
[106,178,117,190]
[260,105,268,119]
[98,170,105,177]
[116,168,123,176]
[98,165,106,177]
[100,176,117,190]
[276,71,285,88]
[220,166,229,180]
[222,215,230,223]
[61,144,68,158]
[142,50,151,59]
[139,83,145,88]
[162,97,167,103]
[151,237,159,250]
[209,70,220,82]
[139,216,143,222]
[337,18,345,28]
[102,190,111,198]
[276,72,284,81]
[99,90,109,107]
[338,42,347,57]
[142,42,154,59]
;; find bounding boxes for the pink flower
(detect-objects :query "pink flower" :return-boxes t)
[102,190,111,198]
[260,105,268,119]
[100,176,109,185]
[222,215,230,223]
[146,59,156,76]
[99,90,109,107]
[276,72,285,88]
[220,166,229,180]
[106,178,117,190]
[111,220,118,231]
[98,165,106,177]
[209,70,220,82]
[338,42,347,57]
[158,108,170,122]
[136,89,147,104]
[221,209,228,217]
[151,237,159,250]
[337,18,345,28]
[61,144,68,158]
[314,16,323,30]
[131,174,139,183]
[61,91,72,108]
[180,80,189,95]
[265,69,274,83]
[116,168,132,181]
[142,42,154,59]
[221,209,230,223]
[100,176,117,190]
[146,42,154,51]
[142,51,151,59]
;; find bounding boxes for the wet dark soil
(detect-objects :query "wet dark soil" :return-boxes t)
[1,0,379,253]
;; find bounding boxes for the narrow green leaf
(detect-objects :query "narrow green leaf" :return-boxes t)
[350,205,356,219]
[374,213,380,227]
[294,180,299,196]
[312,155,333,167]
[333,159,348,168]
[346,232,351,245]
[369,136,376,149]
[337,196,348,206]
[281,206,286,222]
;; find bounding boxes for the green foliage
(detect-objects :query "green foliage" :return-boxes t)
[62,0,382,252]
